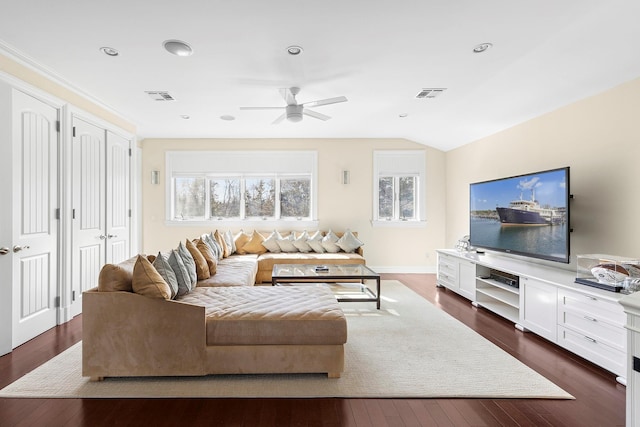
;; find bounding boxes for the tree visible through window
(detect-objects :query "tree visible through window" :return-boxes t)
[210,178,240,219]
[173,175,312,221]
[281,178,311,218]
[245,178,275,218]
[377,175,417,220]
[174,177,205,219]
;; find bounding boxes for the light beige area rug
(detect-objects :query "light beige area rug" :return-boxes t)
[0,281,572,399]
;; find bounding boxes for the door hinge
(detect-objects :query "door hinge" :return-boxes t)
[129,209,132,218]
[54,296,60,308]
[72,126,76,137]
[56,121,60,132]
[129,148,132,157]
[72,290,76,301]
[72,208,76,219]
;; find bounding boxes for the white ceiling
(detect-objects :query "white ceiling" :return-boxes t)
[1,0,640,151]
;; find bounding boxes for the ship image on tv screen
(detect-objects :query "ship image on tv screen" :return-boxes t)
[469,167,570,263]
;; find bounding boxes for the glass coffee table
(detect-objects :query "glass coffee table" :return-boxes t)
[271,264,381,309]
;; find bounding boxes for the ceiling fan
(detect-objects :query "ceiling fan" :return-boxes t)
[240,87,347,124]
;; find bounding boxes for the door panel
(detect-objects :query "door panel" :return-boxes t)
[11,90,59,348]
[106,131,130,264]
[72,118,105,307]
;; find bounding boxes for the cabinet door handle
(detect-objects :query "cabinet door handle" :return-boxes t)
[583,316,597,322]
[583,336,597,343]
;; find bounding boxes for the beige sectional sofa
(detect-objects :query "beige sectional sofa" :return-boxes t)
[82,229,364,380]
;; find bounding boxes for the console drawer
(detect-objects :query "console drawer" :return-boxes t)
[437,254,458,287]
[558,288,625,326]
[559,309,626,351]
[557,326,626,377]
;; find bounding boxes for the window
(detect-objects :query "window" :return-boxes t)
[165,151,317,226]
[373,151,426,227]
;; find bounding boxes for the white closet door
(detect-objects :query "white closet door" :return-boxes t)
[71,117,105,308]
[11,90,59,348]
[105,131,130,264]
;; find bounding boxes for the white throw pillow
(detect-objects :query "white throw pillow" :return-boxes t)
[276,234,298,253]
[336,229,364,253]
[262,230,283,253]
[293,231,313,253]
[223,230,236,254]
[321,230,341,253]
[307,231,325,253]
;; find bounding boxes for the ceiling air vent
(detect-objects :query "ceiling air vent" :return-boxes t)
[145,91,175,101]
[416,88,447,99]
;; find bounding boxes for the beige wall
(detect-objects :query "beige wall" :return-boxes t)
[140,138,446,271]
[445,77,640,267]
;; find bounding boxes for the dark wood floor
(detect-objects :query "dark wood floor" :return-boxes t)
[0,274,626,426]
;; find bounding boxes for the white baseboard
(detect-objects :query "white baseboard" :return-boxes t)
[369,265,436,274]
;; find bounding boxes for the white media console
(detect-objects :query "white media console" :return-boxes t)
[436,249,627,384]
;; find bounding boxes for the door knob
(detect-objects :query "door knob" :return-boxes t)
[107,234,118,239]
[99,235,107,240]
[13,245,30,253]
[0,247,9,255]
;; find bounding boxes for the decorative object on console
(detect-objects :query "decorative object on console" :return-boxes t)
[455,235,471,252]
[575,254,640,293]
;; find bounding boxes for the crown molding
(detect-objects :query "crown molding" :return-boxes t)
[0,39,135,127]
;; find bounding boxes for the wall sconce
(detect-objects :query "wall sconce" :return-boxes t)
[151,170,160,185]
[342,170,350,185]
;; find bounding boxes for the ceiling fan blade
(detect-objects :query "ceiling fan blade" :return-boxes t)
[279,88,297,105]
[303,109,331,121]
[302,96,347,108]
[240,106,285,110]
[272,113,286,125]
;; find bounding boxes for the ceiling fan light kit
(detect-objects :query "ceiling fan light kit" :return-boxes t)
[240,87,347,124]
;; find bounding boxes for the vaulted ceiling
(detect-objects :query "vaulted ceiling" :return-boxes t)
[2,1,639,151]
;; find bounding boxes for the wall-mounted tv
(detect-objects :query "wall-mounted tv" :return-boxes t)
[469,167,571,264]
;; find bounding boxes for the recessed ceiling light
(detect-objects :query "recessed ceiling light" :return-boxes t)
[100,47,119,57]
[163,40,193,57]
[473,43,493,53]
[180,115,190,120]
[286,45,303,56]
[220,115,236,121]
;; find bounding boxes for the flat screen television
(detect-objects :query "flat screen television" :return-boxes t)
[469,167,570,264]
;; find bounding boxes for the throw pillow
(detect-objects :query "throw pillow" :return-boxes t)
[201,233,216,254]
[168,249,192,296]
[209,232,223,260]
[262,230,283,253]
[153,252,178,299]
[132,255,171,300]
[242,230,267,254]
[306,231,325,253]
[276,234,298,253]
[214,230,230,258]
[177,241,197,286]
[234,230,252,255]
[223,229,236,254]
[336,229,364,253]
[187,239,210,280]
[196,238,217,275]
[293,231,313,253]
[97,257,136,292]
[321,229,341,253]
